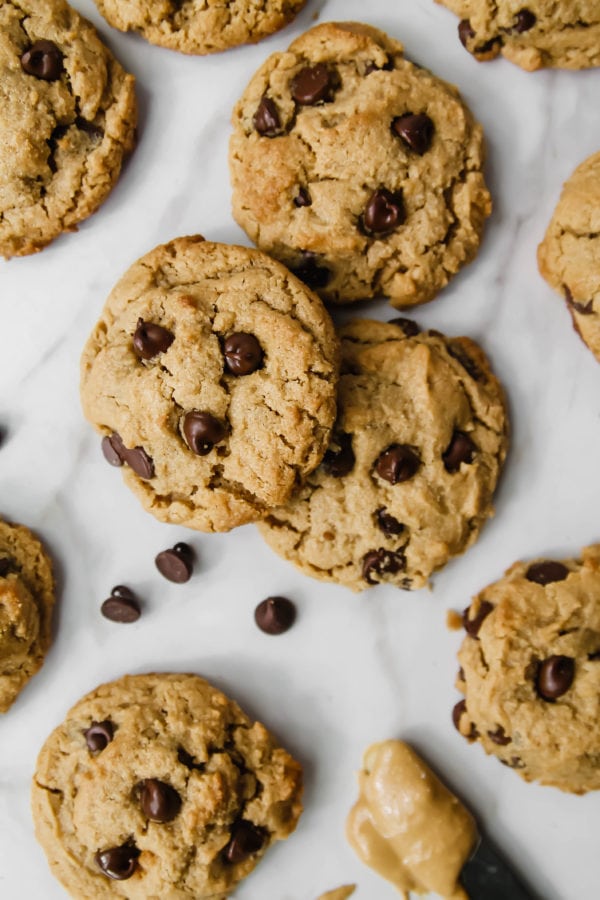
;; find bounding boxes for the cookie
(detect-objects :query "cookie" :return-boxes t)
[229,21,491,308]
[0,518,55,712]
[454,545,600,793]
[0,0,136,258]
[437,0,600,70]
[258,318,508,592]
[537,151,600,363]
[93,0,306,55]
[80,236,339,533]
[31,672,303,898]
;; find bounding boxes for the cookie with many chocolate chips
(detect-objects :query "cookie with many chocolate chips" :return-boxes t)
[258,318,508,591]
[229,21,491,308]
[454,545,600,793]
[0,0,136,258]
[538,151,600,363]
[437,0,600,70]
[80,236,339,532]
[31,672,303,898]
[0,517,55,712]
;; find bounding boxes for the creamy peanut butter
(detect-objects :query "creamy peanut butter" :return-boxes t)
[346,740,477,899]
[316,886,356,900]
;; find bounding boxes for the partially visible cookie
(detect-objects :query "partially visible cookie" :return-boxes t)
[0,0,136,258]
[31,672,303,898]
[0,518,55,712]
[538,151,600,363]
[454,545,600,793]
[93,0,306,54]
[437,0,600,70]
[80,236,339,533]
[230,21,491,308]
[258,318,508,592]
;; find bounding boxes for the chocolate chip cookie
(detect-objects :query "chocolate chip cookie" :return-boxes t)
[538,151,600,363]
[93,0,306,55]
[454,545,600,793]
[80,236,339,532]
[258,318,508,591]
[229,21,491,308]
[0,0,136,258]
[437,1,600,70]
[0,517,55,712]
[31,672,303,898]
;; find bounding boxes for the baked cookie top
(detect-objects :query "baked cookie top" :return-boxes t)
[229,21,491,308]
[258,318,508,592]
[538,151,600,364]
[0,518,55,712]
[437,0,600,70]
[454,545,600,793]
[93,0,306,55]
[0,0,136,258]
[31,672,303,899]
[80,236,339,533]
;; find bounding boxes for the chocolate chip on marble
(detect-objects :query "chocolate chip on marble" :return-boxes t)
[223,333,263,376]
[375,507,405,536]
[513,9,536,32]
[291,252,331,289]
[525,561,569,585]
[224,821,265,863]
[443,430,476,472]
[362,188,405,236]
[101,433,125,467]
[84,720,114,752]
[132,318,174,360]
[155,542,194,583]
[322,433,355,477]
[291,63,338,105]
[253,96,282,136]
[462,600,494,638]
[375,444,420,484]
[95,843,140,880]
[458,19,476,47]
[101,586,141,623]
[293,187,312,207]
[389,317,420,337]
[183,411,226,456]
[254,596,296,635]
[487,725,511,745]
[139,779,182,823]
[536,655,575,701]
[362,548,406,585]
[21,40,63,81]
[392,113,434,155]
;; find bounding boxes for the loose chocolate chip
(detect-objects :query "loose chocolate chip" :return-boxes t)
[513,9,536,32]
[21,39,63,81]
[322,433,355,477]
[254,596,296,635]
[291,63,338,105]
[125,446,155,480]
[536,655,575,700]
[95,843,140,880]
[0,557,12,577]
[392,113,434,155]
[458,19,475,47]
[362,188,405,236]
[291,253,331,289]
[389,316,420,337]
[101,586,141,623]
[224,821,265,863]
[223,333,263,376]
[139,779,181,823]
[132,318,174,360]
[155,543,194,583]
[452,699,479,739]
[462,600,494,638]
[375,444,420,484]
[525,561,569,586]
[487,725,511,746]
[101,433,125,467]
[375,507,405,536]
[443,430,476,473]
[293,187,312,207]
[84,720,114,752]
[253,96,281,136]
[362,548,406,585]
[183,411,226,455]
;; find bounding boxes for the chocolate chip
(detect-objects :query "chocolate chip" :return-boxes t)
[101,586,141,623]
[362,548,406,585]
[362,188,405,236]
[452,699,478,739]
[139,779,181,823]
[101,432,154,479]
[443,431,476,472]
[487,725,511,745]
[536,655,575,700]
[291,63,338,105]
[223,333,263,376]
[322,433,355,477]
[95,843,140,880]
[462,600,494,638]
[84,720,114,752]
[293,187,312,207]
[0,425,7,448]
[458,19,475,47]
[183,411,226,455]
[375,507,405,536]
[392,113,434,155]
[525,561,569,585]
[177,746,205,771]
[291,253,330,289]
[21,40,63,81]
[75,116,104,140]
[0,557,12,577]
[447,343,483,382]
[101,433,125,467]
[565,287,594,315]
[588,651,600,661]
[513,9,536,32]
[389,317,420,337]
[375,444,420,484]
[155,543,194,583]
[132,318,174,360]
[253,96,282,136]
[364,57,392,74]
[224,821,265,863]
[254,596,296,635]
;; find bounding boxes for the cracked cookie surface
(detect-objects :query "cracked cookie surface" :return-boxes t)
[0,517,55,712]
[229,21,491,308]
[31,672,303,899]
[258,318,508,592]
[80,236,339,532]
[538,151,600,363]
[0,0,136,258]
[437,0,600,70]
[93,0,306,55]
[454,545,600,793]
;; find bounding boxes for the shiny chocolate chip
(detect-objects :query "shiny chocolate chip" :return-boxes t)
[95,843,140,880]
[253,96,281,136]
[452,699,478,739]
[223,333,263,376]
[389,317,420,337]
[132,318,174,360]
[322,433,355,477]
[126,446,155,479]
[375,507,404,536]
[487,725,511,746]
[139,779,181,823]
[183,411,226,456]
[536,655,575,701]
[291,253,331,289]
[101,586,141,623]
[375,444,420,484]
[443,430,476,472]
[458,19,475,47]
[293,187,312,207]
[155,543,194,583]
[21,39,63,81]
[84,720,114,752]
[291,63,338,105]
[392,113,434,155]
[362,188,405,236]
[513,9,536,32]
[101,433,125,467]
[462,600,493,638]
[362,548,405,585]
[525,561,569,586]
[224,820,266,863]
[254,596,296,635]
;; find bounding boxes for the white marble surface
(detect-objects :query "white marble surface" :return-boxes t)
[1,0,599,897]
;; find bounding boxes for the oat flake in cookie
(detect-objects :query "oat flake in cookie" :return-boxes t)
[230,21,491,308]
[0,0,136,258]
[258,319,508,592]
[31,672,303,899]
[454,545,600,793]
[80,236,339,532]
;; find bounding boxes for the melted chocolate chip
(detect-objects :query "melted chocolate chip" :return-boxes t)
[84,720,114,752]
[375,444,420,484]
[513,9,536,33]
[291,63,338,105]
[155,543,194,583]
[254,596,296,635]
[487,725,511,746]
[452,699,478,740]
[375,507,405,536]
[101,586,141,623]
[362,188,405,236]
[132,318,174,360]
[525,561,569,586]
[392,113,434,155]
[462,600,494,638]
[362,548,406,585]
[224,821,265,863]
[458,19,475,47]
[95,843,140,880]
[177,747,204,771]
[322,433,355,477]
[21,40,63,81]
[536,655,575,700]
[253,96,282,136]
[139,779,181,823]
[565,287,594,315]
[389,316,420,337]
[293,187,312,207]
[291,253,330,289]
[223,333,263,376]
[443,431,476,473]
[183,411,226,455]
